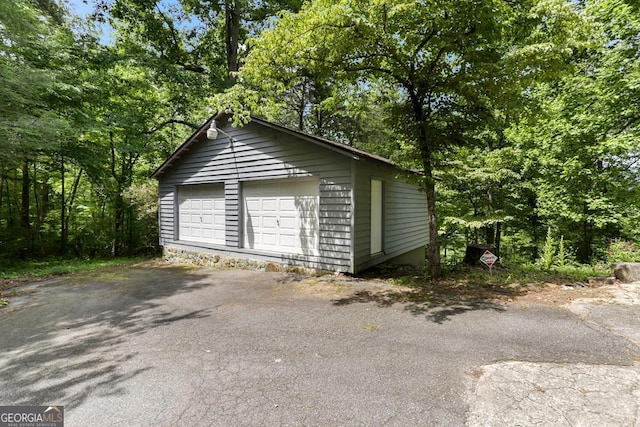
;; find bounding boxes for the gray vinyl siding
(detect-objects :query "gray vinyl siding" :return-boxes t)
[225,180,239,247]
[157,121,353,272]
[353,161,428,272]
[385,179,429,254]
[158,185,175,246]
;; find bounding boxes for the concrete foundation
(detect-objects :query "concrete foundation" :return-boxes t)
[387,246,426,267]
[163,246,326,275]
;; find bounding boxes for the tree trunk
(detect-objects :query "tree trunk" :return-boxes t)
[112,192,124,257]
[60,155,66,255]
[424,169,441,278]
[495,221,502,258]
[65,168,82,239]
[405,84,441,277]
[298,82,305,131]
[8,169,16,229]
[127,204,135,255]
[529,195,539,262]
[579,215,593,263]
[21,160,30,244]
[225,0,241,78]
[32,163,49,255]
[485,226,495,245]
[486,185,495,245]
[0,164,4,221]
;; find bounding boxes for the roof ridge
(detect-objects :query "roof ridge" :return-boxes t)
[151,113,421,178]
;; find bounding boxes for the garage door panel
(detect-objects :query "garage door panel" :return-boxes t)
[262,233,277,245]
[261,199,277,211]
[279,227,297,236]
[260,226,278,235]
[262,217,278,228]
[279,235,296,248]
[178,183,225,245]
[279,217,296,229]
[246,200,261,212]
[201,213,213,224]
[243,179,319,255]
[179,226,191,237]
[279,199,296,211]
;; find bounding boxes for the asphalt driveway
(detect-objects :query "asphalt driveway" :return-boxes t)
[1,263,639,426]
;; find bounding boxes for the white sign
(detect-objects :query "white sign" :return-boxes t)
[480,250,498,268]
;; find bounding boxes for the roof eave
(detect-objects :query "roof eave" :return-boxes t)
[150,112,422,179]
[150,112,228,179]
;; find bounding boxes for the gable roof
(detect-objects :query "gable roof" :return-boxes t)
[150,113,401,179]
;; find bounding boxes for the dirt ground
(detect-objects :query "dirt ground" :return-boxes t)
[0,260,617,309]
[511,282,615,306]
[292,266,617,309]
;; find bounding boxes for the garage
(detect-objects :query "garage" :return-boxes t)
[154,114,429,273]
[243,179,319,256]
[178,183,225,245]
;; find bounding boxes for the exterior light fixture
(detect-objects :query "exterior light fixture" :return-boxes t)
[206,121,218,140]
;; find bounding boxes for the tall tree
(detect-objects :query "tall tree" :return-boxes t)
[108,0,303,82]
[216,0,582,277]
[0,0,92,255]
[508,0,640,262]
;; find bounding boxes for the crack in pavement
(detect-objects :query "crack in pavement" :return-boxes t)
[468,282,640,426]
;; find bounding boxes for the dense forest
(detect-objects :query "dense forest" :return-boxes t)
[1,0,638,277]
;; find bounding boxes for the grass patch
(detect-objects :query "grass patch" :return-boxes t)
[497,262,610,286]
[362,261,610,289]
[0,256,148,281]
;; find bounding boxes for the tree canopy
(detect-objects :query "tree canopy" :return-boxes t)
[0,0,638,274]
[218,0,587,276]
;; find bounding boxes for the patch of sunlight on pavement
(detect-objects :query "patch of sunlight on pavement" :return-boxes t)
[467,361,640,427]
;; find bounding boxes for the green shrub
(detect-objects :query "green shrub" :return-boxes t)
[606,239,640,264]
[539,227,555,270]
[557,235,567,268]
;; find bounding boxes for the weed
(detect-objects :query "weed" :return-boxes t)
[359,323,379,332]
[540,227,555,271]
[557,236,567,268]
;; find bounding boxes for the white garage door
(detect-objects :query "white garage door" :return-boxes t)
[243,179,319,256]
[178,183,225,245]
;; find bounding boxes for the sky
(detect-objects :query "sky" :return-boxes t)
[64,0,114,44]
[65,0,94,16]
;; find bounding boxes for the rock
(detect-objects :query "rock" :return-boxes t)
[612,262,640,283]
[587,276,617,286]
[567,282,587,288]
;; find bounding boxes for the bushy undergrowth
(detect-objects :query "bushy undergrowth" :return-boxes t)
[389,258,610,289]
[606,239,640,264]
